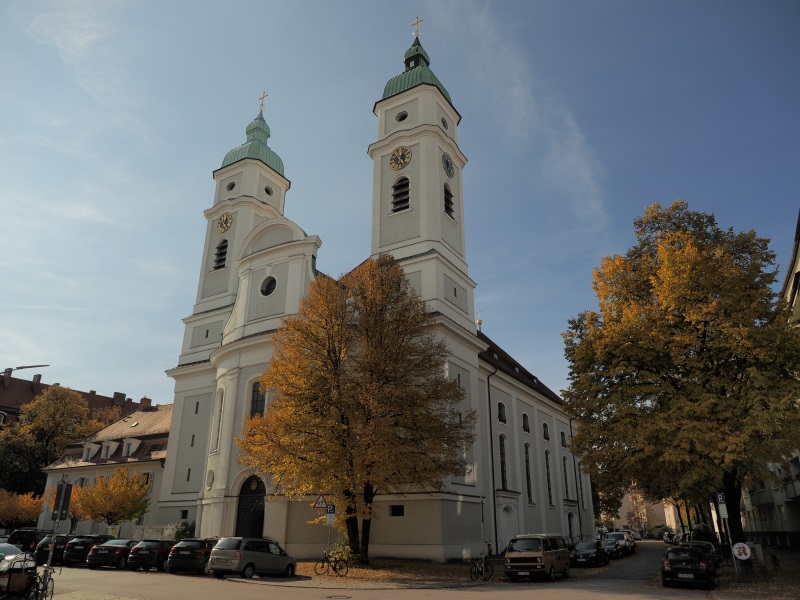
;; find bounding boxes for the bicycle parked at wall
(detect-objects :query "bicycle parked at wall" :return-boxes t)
[314,548,348,577]
[469,553,493,581]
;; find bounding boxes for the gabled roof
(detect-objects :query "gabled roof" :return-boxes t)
[84,404,172,443]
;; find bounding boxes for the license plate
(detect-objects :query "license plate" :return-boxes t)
[97,549,108,554]
[74,545,84,550]
[213,558,227,563]
[577,558,587,562]
[179,550,190,555]
[517,571,529,576]
[678,573,694,579]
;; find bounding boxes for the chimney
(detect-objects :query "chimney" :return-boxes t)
[31,374,42,395]
[113,392,126,405]
[140,397,152,409]
[2,368,10,389]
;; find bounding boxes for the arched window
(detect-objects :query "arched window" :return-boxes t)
[522,413,530,432]
[391,177,410,212]
[499,435,508,490]
[497,402,507,423]
[212,391,224,452]
[563,456,570,499]
[250,382,266,417]
[444,184,454,217]
[545,450,553,505]
[524,443,533,504]
[213,239,228,270]
[543,423,550,440]
[561,431,567,447]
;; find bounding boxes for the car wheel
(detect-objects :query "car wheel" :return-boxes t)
[707,580,715,590]
[562,563,570,578]
[506,573,518,581]
[662,578,670,588]
[283,564,295,578]
[117,556,127,569]
[241,563,255,579]
[62,560,71,568]
[213,571,225,579]
[203,562,211,575]
[87,564,97,570]
[156,559,165,572]
[548,566,556,582]
[168,567,177,574]
[128,565,138,571]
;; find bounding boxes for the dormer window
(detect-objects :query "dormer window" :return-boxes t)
[213,239,228,270]
[391,177,410,212]
[122,437,142,457]
[444,184,454,218]
[100,441,119,459]
[82,443,100,461]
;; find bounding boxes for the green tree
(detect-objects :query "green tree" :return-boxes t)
[563,201,800,544]
[77,469,151,526]
[237,255,476,561]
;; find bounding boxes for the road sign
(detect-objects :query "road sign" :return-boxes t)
[326,503,336,515]
[719,504,729,519]
[326,513,335,527]
[51,483,73,521]
[717,492,726,505]
[312,494,327,509]
[733,542,751,561]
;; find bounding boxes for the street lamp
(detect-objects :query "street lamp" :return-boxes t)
[2,364,49,388]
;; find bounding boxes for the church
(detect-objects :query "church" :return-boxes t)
[157,31,594,561]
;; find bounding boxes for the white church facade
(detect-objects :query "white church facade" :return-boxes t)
[157,35,594,561]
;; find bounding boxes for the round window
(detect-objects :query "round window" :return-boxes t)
[441,117,449,130]
[261,276,277,296]
[264,186,273,196]
[396,111,408,122]
[226,182,235,191]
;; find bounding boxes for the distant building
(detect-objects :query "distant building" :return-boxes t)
[0,371,149,426]
[37,404,172,538]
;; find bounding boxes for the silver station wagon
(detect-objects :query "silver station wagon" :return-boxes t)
[209,537,296,579]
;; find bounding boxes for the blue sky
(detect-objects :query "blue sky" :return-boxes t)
[1,1,798,405]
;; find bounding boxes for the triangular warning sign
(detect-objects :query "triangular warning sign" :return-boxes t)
[312,494,327,509]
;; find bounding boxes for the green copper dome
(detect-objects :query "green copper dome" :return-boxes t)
[221,111,285,176]
[382,37,452,105]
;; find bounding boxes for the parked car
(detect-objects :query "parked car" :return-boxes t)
[0,536,8,544]
[570,540,609,567]
[662,545,716,590]
[34,534,70,565]
[127,540,174,572]
[0,543,36,574]
[680,541,721,569]
[167,538,217,574]
[503,534,571,581]
[208,537,296,579]
[602,538,624,559]
[605,532,634,555]
[7,529,50,553]
[62,535,115,567]
[86,539,139,570]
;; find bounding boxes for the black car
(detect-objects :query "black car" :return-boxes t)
[167,539,217,574]
[680,541,721,569]
[602,538,624,559]
[662,546,716,590]
[7,530,50,553]
[62,535,116,567]
[127,540,174,572]
[34,534,70,565]
[570,540,609,567]
[86,539,139,570]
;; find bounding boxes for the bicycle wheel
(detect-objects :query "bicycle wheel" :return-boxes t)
[483,562,493,580]
[314,559,329,576]
[469,562,480,581]
[333,559,348,576]
[43,577,54,600]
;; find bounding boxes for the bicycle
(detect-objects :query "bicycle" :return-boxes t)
[0,554,54,600]
[314,548,348,577]
[469,553,493,581]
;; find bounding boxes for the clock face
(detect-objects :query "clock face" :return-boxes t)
[442,153,455,178]
[216,212,232,233]
[389,146,412,171]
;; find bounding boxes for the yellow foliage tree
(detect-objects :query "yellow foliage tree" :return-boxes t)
[563,201,800,544]
[0,489,43,529]
[77,469,151,526]
[237,255,476,560]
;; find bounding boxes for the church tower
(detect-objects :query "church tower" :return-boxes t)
[368,35,476,334]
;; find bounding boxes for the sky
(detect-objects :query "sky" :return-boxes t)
[1,0,798,405]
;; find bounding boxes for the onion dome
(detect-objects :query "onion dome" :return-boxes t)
[382,37,452,105]
[221,111,285,176]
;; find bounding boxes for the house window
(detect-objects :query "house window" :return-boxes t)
[563,456,570,499]
[543,423,550,440]
[260,276,277,296]
[213,393,224,452]
[499,435,508,490]
[497,402,507,423]
[444,184,454,217]
[578,465,586,508]
[545,451,553,505]
[390,505,404,516]
[525,443,533,504]
[180,510,189,520]
[123,443,131,457]
[190,434,195,448]
[195,401,199,414]
[561,431,567,447]
[186,468,191,482]
[251,382,266,417]
[522,414,530,432]
[213,239,228,270]
[391,177,410,212]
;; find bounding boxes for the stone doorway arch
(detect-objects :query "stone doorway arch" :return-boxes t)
[235,476,266,537]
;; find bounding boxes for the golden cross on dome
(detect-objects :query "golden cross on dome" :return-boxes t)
[259,91,268,112]
[412,16,423,38]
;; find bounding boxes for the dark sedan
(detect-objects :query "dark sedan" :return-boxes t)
[680,541,721,569]
[602,538,624,559]
[127,540,174,572]
[87,539,139,570]
[63,535,116,567]
[34,534,70,565]
[662,546,716,590]
[167,539,217,574]
[571,540,609,567]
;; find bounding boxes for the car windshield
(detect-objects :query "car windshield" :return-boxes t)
[137,541,165,548]
[575,541,596,551]
[69,537,93,543]
[214,538,241,550]
[175,540,201,548]
[105,540,130,546]
[508,538,541,552]
[602,539,617,546]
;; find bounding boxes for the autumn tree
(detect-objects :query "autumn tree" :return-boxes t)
[0,489,43,529]
[563,201,800,544]
[238,255,476,561]
[77,469,151,526]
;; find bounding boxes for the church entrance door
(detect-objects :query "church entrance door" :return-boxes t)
[235,476,266,537]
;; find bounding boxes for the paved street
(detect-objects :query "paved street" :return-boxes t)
[45,541,789,600]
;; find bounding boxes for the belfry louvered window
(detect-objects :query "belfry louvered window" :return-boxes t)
[391,177,410,212]
[213,239,228,270]
[444,184,454,217]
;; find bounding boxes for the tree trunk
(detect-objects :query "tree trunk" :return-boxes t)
[343,489,360,556]
[722,469,745,544]
[675,501,686,533]
[358,482,376,563]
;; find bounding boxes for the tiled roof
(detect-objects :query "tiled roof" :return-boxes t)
[84,404,172,443]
